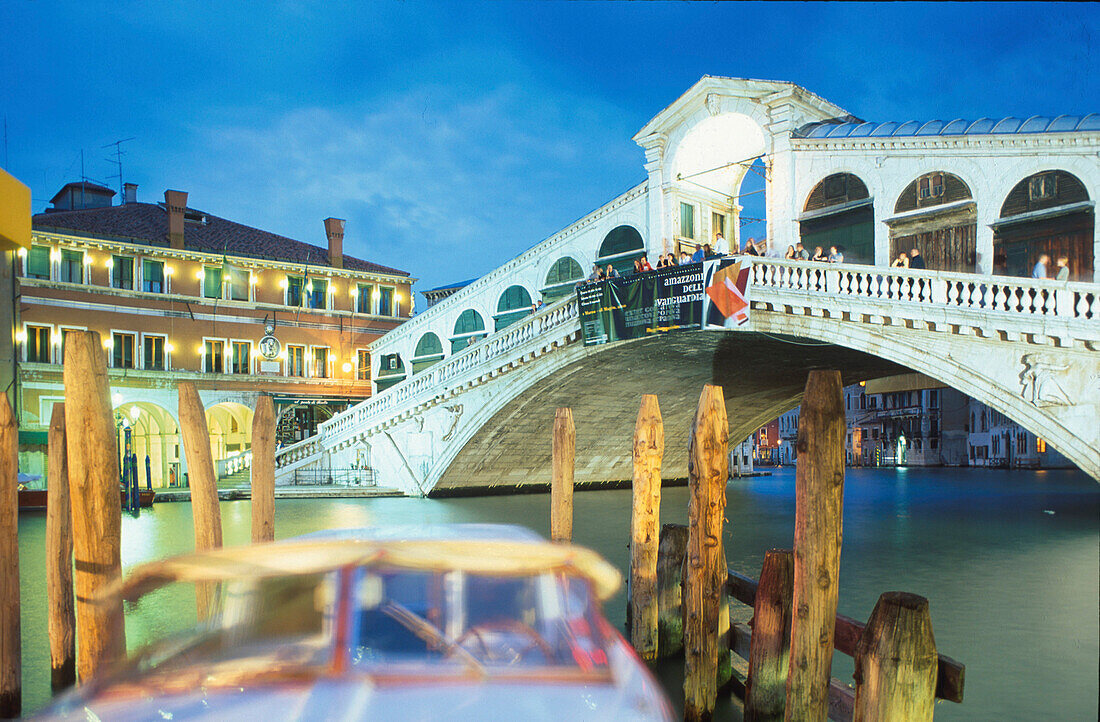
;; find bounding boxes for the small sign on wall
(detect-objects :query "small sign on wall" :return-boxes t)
[259,361,281,374]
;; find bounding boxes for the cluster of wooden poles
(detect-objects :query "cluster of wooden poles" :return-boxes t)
[0,330,278,719]
[549,371,964,722]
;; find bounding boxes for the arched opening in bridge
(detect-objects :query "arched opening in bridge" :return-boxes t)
[112,401,180,488]
[887,172,976,272]
[451,309,486,353]
[205,402,254,472]
[993,170,1094,281]
[738,157,768,254]
[669,111,766,257]
[596,225,645,275]
[412,332,444,374]
[799,173,874,265]
[494,285,534,331]
[541,256,584,303]
[375,352,406,392]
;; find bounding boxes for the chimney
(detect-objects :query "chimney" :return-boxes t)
[164,189,188,249]
[123,183,138,204]
[324,217,345,269]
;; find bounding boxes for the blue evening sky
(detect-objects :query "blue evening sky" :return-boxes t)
[1,1,1097,299]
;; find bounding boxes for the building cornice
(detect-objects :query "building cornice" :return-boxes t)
[791,132,1100,155]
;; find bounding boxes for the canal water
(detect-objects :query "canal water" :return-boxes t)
[14,467,1099,720]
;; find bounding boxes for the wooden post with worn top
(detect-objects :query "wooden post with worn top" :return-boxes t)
[656,523,689,657]
[46,404,76,693]
[250,394,275,543]
[745,549,794,722]
[63,331,125,682]
[684,384,729,722]
[785,370,845,722]
[550,407,574,543]
[853,592,938,722]
[0,397,19,718]
[178,382,223,619]
[630,394,663,660]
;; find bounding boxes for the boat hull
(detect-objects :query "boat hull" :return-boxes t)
[18,488,154,511]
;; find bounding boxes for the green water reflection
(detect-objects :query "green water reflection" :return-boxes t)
[16,467,1099,720]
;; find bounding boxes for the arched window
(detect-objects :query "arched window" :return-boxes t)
[412,332,444,374]
[888,172,976,272]
[994,170,1092,280]
[542,257,583,302]
[799,173,874,265]
[494,285,534,331]
[451,309,485,353]
[596,225,645,275]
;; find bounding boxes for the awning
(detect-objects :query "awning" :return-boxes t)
[0,168,31,251]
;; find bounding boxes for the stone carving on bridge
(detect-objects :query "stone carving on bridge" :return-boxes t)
[1019,354,1073,407]
[441,404,464,442]
[705,93,721,117]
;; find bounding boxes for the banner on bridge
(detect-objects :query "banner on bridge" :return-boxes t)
[577,258,751,346]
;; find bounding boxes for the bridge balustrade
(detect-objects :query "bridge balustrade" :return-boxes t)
[276,257,1099,477]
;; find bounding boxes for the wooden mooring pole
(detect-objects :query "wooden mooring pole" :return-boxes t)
[745,549,794,722]
[550,407,574,543]
[64,331,124,682]
[251,394,275,543]
[178,382,223,619]
[853,592,938,721]
[0,397,19,718]
[656,523,689,657]
[630,394,663,660]
[46,405,76,693]
[785,370,845,722]
[684,384,729,722]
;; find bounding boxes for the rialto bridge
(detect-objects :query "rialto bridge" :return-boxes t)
[274,77,1100,493]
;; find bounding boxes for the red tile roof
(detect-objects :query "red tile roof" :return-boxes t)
[32,202,409,276]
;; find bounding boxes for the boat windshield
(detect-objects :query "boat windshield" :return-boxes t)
[349,567,614,674]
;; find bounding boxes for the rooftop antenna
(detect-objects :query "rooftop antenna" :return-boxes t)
[103,137,135,201]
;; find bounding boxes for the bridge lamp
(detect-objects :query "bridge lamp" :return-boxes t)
[112,392,122,406]
[130,405,141,422]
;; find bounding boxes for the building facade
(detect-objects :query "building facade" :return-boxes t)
[17,183,412,487]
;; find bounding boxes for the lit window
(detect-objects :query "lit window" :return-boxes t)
[312,347,330,378]
[1036,438,1047,453]
[111,255,134,290]
[287,345,305,377]
[356,284,373,313]
[357,349,370,381]
[144,336,165,371]
[26,325,51,363]
[309,279,328,310]
[142,259,165,293]
[204,340,225,373]
[286,276,305,307]
[26,246,51,279]
[379,286,394,316]
[231,341,251,374]
[226,267,249,301]
[203,267,223,299]
[113,332,136,369]
[59,249,84,283]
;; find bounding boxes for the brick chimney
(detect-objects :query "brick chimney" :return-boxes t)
[164,189,188,249]
[324,217,345,269]
[123,183,138,204]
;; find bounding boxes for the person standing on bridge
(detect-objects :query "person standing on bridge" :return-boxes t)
[811,246,827,262]
[891,252,909,268]
[587,264,603,283]
[1055,256,1070,281]
[714,232,729,256]
[908,247,926,270]
[795,242,810,260]
[1032,254,1049,279]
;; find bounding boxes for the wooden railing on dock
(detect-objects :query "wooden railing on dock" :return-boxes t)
[726,568,965,716]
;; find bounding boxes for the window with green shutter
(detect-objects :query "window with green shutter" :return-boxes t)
[26,246,50,279]
[112,255,134,289]
[59,249,83,283]
[203,267,223,298]
[287,276,304,307]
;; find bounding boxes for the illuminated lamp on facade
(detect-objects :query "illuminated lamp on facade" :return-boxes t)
[165,265,175,276]
[14,329,26,344]
[16,247,26,258]
[165,342,175,353]
[105,257,113,269]
[279,278,289,289]
[195,269,204,280]
[342,362,352,374]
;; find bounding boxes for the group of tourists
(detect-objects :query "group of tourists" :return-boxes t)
[1031,254,1071,281]
[779,242,847,263]
[890,248,927,269]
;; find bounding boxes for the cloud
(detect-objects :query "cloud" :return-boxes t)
[180,80,642,291]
